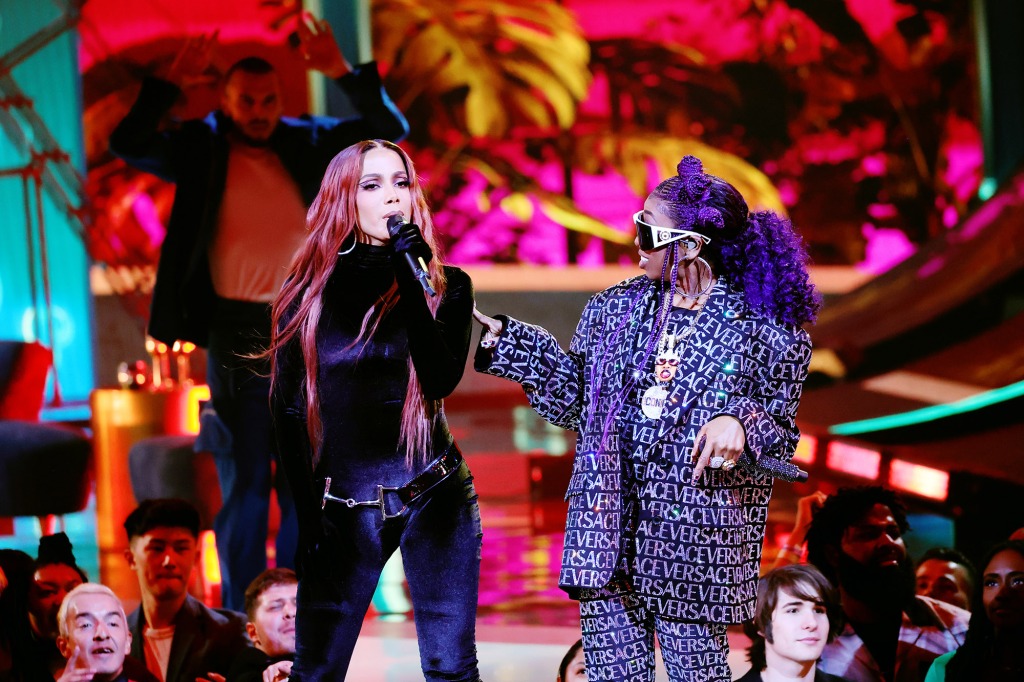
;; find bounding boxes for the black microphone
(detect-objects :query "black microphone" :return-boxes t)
[387,214,436,297]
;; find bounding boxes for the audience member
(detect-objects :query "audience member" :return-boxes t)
[1,548,35,679]
[55,583,157,682]
[109,11,409,612]
[556,639,585,682]
[122,499,248,682]
[29,534,89,677]
[739,564,847,681]
[805,486,969,682]
[915,548,975,612]
[924,540,1024,682]
[227,568,297,682]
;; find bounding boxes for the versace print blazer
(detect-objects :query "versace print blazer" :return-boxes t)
[478,275,812,623]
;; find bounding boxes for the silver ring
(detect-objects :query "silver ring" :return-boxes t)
[709,456,725,469]
[721,459,737,471]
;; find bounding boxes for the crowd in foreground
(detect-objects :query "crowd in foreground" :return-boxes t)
[1,486,1021,682]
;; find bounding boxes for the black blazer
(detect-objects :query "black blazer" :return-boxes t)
[127,595,249,682]
[109,64,409,346]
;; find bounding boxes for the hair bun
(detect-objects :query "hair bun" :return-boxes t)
[677,155,704,178]
[697,206,725,231]
[37,532,77,567]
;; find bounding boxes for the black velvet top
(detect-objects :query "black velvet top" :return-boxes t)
[272,243,474,523]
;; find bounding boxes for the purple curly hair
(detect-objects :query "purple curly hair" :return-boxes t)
[651,156,821,327]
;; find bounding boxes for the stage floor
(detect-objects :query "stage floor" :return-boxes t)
[348,620,753,681]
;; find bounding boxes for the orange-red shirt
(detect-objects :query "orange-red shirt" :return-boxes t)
[208,141,308,302]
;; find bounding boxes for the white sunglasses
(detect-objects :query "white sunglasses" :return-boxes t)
[633,211,711,251]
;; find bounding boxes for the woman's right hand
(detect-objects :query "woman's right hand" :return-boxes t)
[473,306,503,348]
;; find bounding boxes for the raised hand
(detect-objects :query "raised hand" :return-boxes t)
[166,32,219,88]
[56,646,96,682]
[295,11,350,79]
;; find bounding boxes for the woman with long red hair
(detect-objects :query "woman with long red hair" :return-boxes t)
[269,139,480,681]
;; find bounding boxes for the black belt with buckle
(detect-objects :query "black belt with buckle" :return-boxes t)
[320,444,463,520]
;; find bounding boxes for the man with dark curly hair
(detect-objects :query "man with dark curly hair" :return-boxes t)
[805,486,969,682]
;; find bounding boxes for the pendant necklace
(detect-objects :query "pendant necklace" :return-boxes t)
[641,300,704,420]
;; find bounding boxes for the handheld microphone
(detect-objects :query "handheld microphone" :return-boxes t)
[738,451,809,483]
[386,214,436,297]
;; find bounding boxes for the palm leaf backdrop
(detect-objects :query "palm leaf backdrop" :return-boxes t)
[372,0,591,138]
[370,0,781,262]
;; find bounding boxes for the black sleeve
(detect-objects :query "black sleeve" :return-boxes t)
[314,61,410,149]
[108,77,185,182]
[226,646,272,682]
[393,265,474,400]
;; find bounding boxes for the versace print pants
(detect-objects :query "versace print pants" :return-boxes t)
[579,588,731,682]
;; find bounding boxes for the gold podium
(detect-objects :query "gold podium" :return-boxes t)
[90,387,202,598]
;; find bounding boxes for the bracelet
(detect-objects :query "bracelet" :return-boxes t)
[779,544,803,556]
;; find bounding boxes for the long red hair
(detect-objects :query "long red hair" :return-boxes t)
[269,140,448,469]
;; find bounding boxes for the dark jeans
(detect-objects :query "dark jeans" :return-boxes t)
[204,297,298,611]
[291,460,483,681]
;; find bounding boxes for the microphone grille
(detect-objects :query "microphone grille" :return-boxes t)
[386,214,405,234]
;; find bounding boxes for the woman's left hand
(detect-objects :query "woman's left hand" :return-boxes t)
[690,415,746,483]
[390,220,434,267]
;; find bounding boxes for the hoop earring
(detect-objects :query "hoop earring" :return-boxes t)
[337,234,357,257]
[696,256,713,280]
[675,257,714,299]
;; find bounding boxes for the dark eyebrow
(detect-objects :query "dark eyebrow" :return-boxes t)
[780,599,806,608]
[360,171,408,181]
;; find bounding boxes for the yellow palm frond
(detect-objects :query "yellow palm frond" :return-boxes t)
[372,0,591,137]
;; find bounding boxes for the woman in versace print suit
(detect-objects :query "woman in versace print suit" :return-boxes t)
[474,156,821,682]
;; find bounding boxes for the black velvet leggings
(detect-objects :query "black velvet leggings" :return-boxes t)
[290,461,483,681]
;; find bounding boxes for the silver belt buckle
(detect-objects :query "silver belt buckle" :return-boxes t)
[321,477,333,510]
[377,485,407,521]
